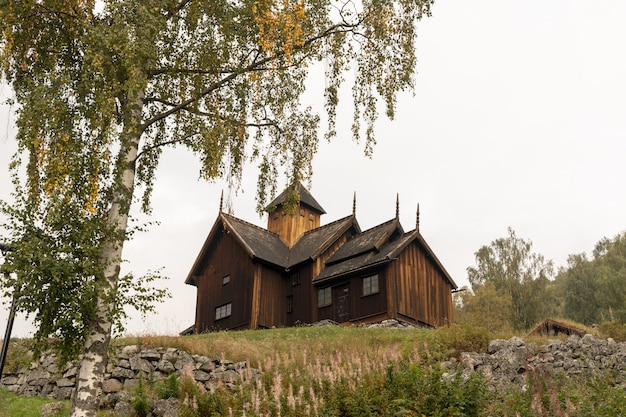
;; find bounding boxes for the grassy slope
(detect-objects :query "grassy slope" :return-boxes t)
[4,324,625,416]
[1,325,491,416]
[121,323,492,365]
[0,388,70,417]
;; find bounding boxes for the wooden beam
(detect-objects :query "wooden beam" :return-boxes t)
[250,264,262,329]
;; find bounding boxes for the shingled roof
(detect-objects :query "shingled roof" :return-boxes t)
[314,220,408,283]
[288,215,360,267]
[185,213,290,285]
[325,218,403,266]
[265,182,326,214]
[221,214,290,267]
[314,222,457,288]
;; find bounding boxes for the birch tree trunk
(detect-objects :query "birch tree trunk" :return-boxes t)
[70,88,144,417]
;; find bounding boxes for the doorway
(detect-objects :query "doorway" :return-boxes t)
[335,284,350,322]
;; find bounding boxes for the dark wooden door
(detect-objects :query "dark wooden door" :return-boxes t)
[335,284,350,322]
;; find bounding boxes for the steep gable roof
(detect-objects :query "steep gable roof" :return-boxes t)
[185,213,290,285]
[314,224,457,289]
[265,182,326,214]
[288,215,360,268]
[221,214,290,267]
[325,218,403,266]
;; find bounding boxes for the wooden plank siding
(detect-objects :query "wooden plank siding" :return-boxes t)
[195,230,255,332]
[256,266,286,328]
[312,232,353,278]
[315,272,388,324]
[353,272,387,321]
[393,241,454,327]
[267,206,321,247]
[286,267,313,326]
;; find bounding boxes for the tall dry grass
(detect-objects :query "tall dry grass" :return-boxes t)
[121,324,491,416]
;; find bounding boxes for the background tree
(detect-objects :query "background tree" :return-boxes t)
[466,227,556,331]
[555,253,599,325]
[454,282,513,334]
[0,1,434,415]
[555,232,626,325]
[592,233,626,323]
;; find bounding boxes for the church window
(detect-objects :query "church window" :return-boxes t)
[362,275,379,296]
[318,287,332,307]
[215,303,232,320]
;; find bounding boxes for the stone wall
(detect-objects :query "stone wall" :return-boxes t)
[1,344,257,410]
[3,333,626,412]
[443,333,626,390]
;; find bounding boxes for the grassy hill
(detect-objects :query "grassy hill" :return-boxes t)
[1,324,625,416]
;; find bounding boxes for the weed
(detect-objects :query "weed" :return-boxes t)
[131,376,150,417]
[157,373,179,399]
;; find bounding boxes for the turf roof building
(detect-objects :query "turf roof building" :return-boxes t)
[185,183,457,332]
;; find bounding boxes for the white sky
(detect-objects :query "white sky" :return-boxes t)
[1,0,626,337]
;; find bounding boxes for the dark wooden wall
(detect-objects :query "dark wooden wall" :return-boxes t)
[285,266,314,326]
[352,272,387,321]
[392,241,454,327]
[256,266,286,328]
[315,272,387,324]
[195,229,255,331]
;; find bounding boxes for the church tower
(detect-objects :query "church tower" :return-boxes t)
[266,183,326,247]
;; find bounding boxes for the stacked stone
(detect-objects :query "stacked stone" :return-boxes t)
[443,334,626,391]
[365,319,418,329]
[0,345,257,407]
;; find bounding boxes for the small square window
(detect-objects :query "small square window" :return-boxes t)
[222,275,231,285]
[215,302,232,320]
[318,287,332,308]
[291,271,301,286]
[362,275,379,296]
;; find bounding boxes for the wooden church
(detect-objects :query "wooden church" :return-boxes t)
[184,183,457,332]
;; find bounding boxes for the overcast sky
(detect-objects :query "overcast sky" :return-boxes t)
[2,0,626,337]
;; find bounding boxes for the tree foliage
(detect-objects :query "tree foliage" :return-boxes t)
[1,1,434,414]
[557,232,626,325]
[466,227,556,331]
[454,282,513,334]
[461,229,626,332]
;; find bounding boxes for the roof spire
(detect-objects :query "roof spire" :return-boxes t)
[352,192,357,216]
[219,190,224,213]
[416,203,420,231]
[396,193,400,219]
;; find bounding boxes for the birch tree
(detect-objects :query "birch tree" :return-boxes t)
[0,0,434,415]
[467,227,555,331]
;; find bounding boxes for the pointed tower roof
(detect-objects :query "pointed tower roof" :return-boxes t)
[265,182,326,214]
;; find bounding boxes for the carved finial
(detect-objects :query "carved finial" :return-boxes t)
[396,193,400,218]
[353,192,357,216]
[219,190,224,213]
[416,203,420,231]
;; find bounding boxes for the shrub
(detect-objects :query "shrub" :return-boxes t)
[598,321,626,342]
[156,373,179,399]
[177,375,227,417]
[382,363,487,416]
[436,323,492,357]
[131,377,150,417]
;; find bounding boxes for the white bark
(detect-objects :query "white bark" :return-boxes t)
[70,89,144,417]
